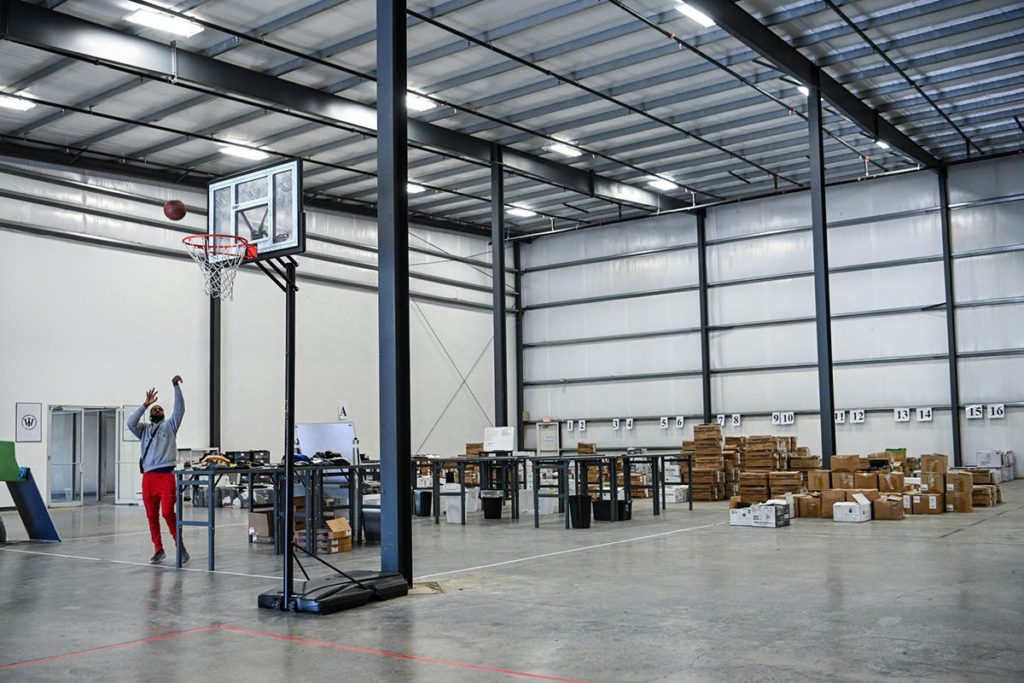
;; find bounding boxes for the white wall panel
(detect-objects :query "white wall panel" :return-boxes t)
[836,412,954,457]
[833,361,950,407]
[829,261,945,314]
[954,252,1024,302]
[708,232,811,283]
[525,333,702,381]
[826,171,939,221]
[832,312,948,360]
[958,356,1024,403]
[706,192,808,240]
[950,203,1024,253]
[525,377,703,419]
[523,291,700,343]
[960,409,1024,457]
[711,324,816,369]
[948,155,1024,204]
[956,303,1024,352]
[709,277,814,325]
[828,214,941,268]
[711,369,819,413]
[523,249,696,305]
[521,213,697,269]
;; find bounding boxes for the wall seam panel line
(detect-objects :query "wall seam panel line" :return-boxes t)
[522,327,703,349]
[521,284,700,311]
[522,241,698,274]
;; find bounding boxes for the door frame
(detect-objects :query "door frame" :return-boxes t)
[47,406,85,507]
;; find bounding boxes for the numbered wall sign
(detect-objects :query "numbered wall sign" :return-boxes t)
[716,414,726,427]
[781,412,795,426]
[965,404,984,420]
[850,409,866,424]
[612,418,621,430]
[916,407,933,422]
[675,416,685,429]
[625,418,634,430]
[771,412,782,426]
[834,410,846,425]
[578,419,587,432]
[659,417,669,429]
[988,404,1006,419]
[566,419,575,432]
[731,414,742,427]
[893,408,911,423]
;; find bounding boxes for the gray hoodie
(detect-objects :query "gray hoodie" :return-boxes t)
[128,385,184,472]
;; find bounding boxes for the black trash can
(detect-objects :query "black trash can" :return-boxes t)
[617,499,632,521]
[593,499,632,521]
[361,508,381,544]
[481,491,503,519]
[568,495,591,529]
[413,490,432,517]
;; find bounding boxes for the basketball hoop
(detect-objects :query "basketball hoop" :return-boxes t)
[182,234,256,300]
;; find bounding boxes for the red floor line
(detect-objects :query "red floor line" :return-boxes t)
[0,625,221,671]
[219,624,591,683]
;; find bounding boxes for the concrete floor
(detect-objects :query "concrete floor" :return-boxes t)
[1,483,1022,682]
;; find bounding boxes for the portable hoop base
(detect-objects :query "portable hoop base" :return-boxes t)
[182,234,254,300]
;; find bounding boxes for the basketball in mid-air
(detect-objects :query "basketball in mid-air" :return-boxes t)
[163,199,187,221]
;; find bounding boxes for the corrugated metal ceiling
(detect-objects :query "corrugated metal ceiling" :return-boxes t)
[0,0,1020,235]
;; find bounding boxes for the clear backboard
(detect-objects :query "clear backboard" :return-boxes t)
[208,159,305,261]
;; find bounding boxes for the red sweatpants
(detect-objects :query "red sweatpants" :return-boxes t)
[142,472,177,552]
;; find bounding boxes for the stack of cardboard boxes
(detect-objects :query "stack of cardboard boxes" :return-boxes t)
[742,436,782,471]
[723,436,744,498]
[690,424,726,501]
[768,471,803,498]
[294,517,353,555]
[738,472,770,504]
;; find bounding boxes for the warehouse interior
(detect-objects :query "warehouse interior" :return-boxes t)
[0,0,1022,680]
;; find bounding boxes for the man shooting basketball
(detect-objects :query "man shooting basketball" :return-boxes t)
[127,376,189,565]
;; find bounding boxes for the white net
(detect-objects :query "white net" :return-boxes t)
[183,235,249,300]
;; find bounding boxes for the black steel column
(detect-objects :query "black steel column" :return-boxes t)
[376,0,412,585]
[513,242,525,449]
[491,145,508,426]
[808,77,837,465]
[696,210,712,423]
[938,167,963,466]
[209,295,221,447]
[282,262,297,605]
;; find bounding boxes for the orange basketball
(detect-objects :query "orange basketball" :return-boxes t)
[163,199,187,221]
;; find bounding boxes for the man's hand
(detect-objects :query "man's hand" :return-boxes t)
[144,387,158,407]
[172,375,183,386]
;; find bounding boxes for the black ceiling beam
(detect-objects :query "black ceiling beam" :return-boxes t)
[0,0,684,212]
[687,0,940,168]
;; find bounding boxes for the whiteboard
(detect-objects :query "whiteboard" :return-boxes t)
[484,426,515,452]
[295,422,364,461]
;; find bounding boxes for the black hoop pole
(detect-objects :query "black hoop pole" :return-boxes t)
[282,259,298,608]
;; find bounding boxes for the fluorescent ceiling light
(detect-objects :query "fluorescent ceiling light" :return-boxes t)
[0,93,35,111]
[875,140,891,150]
[797,85,810,97]
[647,178,679,192]
[219,144,269,161]
[547,142,583,158]
[124,8,204,37]
[676,2,715,28]
[407,183,426,194]
[507,207,536,218]
[406,93,436,112]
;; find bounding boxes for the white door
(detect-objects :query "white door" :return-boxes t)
[48,408,84,507]
[115,407,141,505]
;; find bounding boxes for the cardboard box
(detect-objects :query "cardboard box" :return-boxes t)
[796,494,821,519]
[807,469,830,491]
[832,471,855,489]
[877,472,904,493]
[820,489,846,519]
[846,488,880,503]
[912,493,943,515]
[831,455,861,472]
[834,493,872,523]
[947,491,973,513]
[466,442,484,456]
[873,495,905,520]
[854,472,878,489]
[902,493,914,514]
[751,501,790,528]
[920,473,945,494]
[945,471,973,495]
[921,454,949,473]
[729,507,754,527]
[248,510,274,540]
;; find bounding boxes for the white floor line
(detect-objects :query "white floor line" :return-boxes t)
[59,522,246,542]
[109,559,281,581]
[0,547,103,561]
[414,521,723,580]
